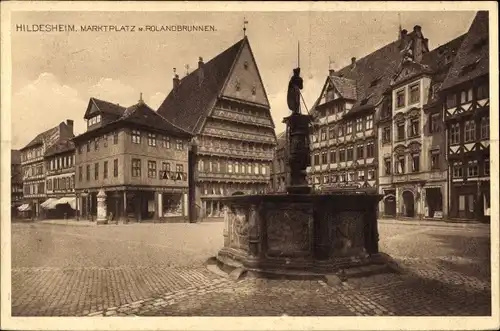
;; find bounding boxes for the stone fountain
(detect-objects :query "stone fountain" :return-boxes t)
[214,66,396,281]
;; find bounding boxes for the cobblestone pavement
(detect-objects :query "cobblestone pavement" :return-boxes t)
[10,221,491,316]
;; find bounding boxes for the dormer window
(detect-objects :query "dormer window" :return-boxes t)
[251,85,256,95]
[235,81,241,91]
[88,114,102,127]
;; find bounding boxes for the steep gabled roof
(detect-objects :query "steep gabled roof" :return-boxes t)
[21,126,59,150]
[121,102,192,137]
[157,37,247,133]
[276,131,287,149]
[441,11,489,90]
[84,97,126,119]
[329,76,358,100]
[333,38,404,111]
[44,139,75,157]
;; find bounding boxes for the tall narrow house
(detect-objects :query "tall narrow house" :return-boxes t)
[158,36,277,220]
[441,11,490,222]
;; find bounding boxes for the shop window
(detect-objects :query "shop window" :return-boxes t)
[458,195,465,211]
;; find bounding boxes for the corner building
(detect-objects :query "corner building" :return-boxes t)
[158,36,277,220]
[73,97,193,222]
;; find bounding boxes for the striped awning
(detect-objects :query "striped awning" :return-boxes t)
[41,198,58,210]
[17,204,31,211]
[55,197,76,210]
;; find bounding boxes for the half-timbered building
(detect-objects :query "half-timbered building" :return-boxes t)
[158,36,276,220]
[441,11,490,222]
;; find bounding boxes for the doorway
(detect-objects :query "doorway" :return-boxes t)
[425,187,443,218]
[383,190,396,217]
[402,190,415,217]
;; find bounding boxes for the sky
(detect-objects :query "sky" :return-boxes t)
[9,10,476,149]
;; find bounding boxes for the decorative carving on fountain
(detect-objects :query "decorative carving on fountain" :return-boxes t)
[265,204,312,256]
[229,206,249,251]
[328,211,365,257]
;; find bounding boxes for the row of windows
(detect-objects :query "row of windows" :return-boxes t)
[131,130,184,149]
[79,132,119,153]
[313,142,375,165]
[133,159,185,179]
[23,182,45,195]
[312,169,377,185]
[449,117,489,145]
[383,150,440,175]
[315,103,346,118]
[395,83,420,109]
[445,84,489,108]
[47,176,75,191]
[452,160,489,178]
[23,164,44,178]
[315,115,374,141]
[198,160,268,175]
[22,147,44,162]
[48,155,75,171]
[79,160,118,181]
[87,114,101,127]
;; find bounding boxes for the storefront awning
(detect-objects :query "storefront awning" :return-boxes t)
[41,198,58,210]
[18,204,31,211]
[55,197,76,210]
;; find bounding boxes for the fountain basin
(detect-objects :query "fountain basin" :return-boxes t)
[217,192,389,277]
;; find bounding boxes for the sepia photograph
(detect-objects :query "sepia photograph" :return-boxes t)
[1,1,498,330]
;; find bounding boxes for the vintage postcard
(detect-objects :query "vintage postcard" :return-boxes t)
[1,1,498,330]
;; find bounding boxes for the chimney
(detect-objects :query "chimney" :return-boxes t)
[173,68,180,90]
[329,69,335,76]
[66,119,74,135]
[198,56,204,85]
[411,25,426,62]
[351,57,356,69]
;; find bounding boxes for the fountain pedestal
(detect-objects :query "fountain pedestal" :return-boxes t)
[217,193,386,276]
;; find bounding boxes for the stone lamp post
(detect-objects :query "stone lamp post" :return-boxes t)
[96,188,107,225]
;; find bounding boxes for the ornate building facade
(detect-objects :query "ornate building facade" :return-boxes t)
[307,40,406,192]
[441,11,490,222]
[18,120,74,218]
[270,132,288,192]
[73,97,192,222]
[378,27,465,220]
[158,36,277,220]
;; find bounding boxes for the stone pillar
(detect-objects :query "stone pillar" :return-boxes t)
[123,191,127,222]
[183,193,188,217]
[158,192,163,218]
[96,189,107,225]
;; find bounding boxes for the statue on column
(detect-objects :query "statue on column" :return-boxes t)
[287,68,303,114]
